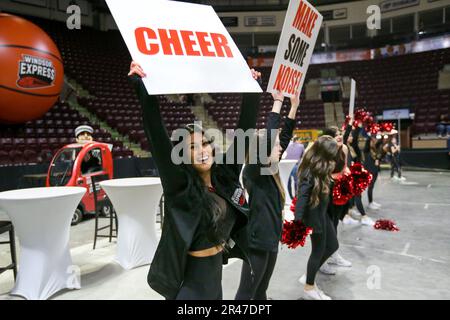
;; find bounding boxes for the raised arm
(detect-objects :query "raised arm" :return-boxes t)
[128,62,187,196]
[279,94,300,157]
[225,69,262,174]
[243,91,282,182]
[264,91,284,160]
[260,91,299,164]
[342,116,353,145]
[351,125,363,162]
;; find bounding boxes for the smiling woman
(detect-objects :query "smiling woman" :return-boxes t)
[128,60,262,300]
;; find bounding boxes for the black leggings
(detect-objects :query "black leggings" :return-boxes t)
[368,169,378,204]
[354,195,366,216]
[306,216,339,285]
[175,253,223,300]
[235,249,278,300]
[390,155,401,178]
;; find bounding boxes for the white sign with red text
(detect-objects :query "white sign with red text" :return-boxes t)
[267,0,322,98]
[106,0,262,94]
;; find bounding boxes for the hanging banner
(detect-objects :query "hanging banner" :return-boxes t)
[267,0,322,98]
[106,0,262,94]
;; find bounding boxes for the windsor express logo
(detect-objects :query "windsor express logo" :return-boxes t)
[17,54,56,89]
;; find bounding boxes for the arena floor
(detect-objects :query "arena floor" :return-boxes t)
[1,169,449,300]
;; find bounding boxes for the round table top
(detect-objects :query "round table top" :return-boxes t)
[0,187,86,201]
[100,177,162,188]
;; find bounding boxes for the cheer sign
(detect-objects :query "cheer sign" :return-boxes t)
[267,0,322,98]
[106,0,261,94]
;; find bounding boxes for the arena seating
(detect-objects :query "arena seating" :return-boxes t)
[1,16,449,166]
[204,49,450,133]
[42,17,450,136]
[0,101,133,166]
[335,50,450,134]
[205,72,326,130]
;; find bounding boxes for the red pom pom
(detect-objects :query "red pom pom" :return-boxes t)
[281,220,313,249]
[366,122,380,135]
[332,172,354,205]
[290,196,297,213]
[374,219,399,231]
[350,162,373,195]
[381,122,394,133]
[354,108,381,134]
[342,115,351,130]
[353,108,368,128]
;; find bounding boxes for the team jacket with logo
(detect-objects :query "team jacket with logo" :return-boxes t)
[130,75,261,300]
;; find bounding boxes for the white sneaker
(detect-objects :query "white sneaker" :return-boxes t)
[316,286,332,300]
[361,216,375,226]
[371,201,382,208]
[303,287,331,300]
[399,176,406,181]
[391,176,400,183]
[349,208,361,219]
[368,202,380,210]
[319,263,336,275]
[328,252,352,267]
[298,274,306,285]
[343,214,360,225]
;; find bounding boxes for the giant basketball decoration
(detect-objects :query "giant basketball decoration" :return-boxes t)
[0,13,64,124]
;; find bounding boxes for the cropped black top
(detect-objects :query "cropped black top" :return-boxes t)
[189,187,237,251]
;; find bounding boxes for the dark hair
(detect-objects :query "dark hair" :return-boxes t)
[246,129,286,207]
[297,135,338,208]
[321,126,340,138]
[332,146,346,174]
[173,123,225,244]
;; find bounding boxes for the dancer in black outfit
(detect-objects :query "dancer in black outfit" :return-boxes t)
[388,136,403,181]
[301,125,354,275]
[364,134,384,210]
[345,125,375,225]
[235,91,300,300]
[128,61,262,300]
[294,135,340,300]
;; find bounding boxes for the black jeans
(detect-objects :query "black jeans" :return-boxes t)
[235,248,278,300]
[306,215,339,285]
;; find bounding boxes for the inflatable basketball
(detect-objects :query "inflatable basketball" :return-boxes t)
[0,13,64,124]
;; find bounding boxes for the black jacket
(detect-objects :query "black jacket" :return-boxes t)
[130,75,261,300]
[243,112,295,252]
[363,138,383,174]
[294,175,332,234]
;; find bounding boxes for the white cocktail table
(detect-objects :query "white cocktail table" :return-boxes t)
[100,178,163,270]
[0,187,86,300]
